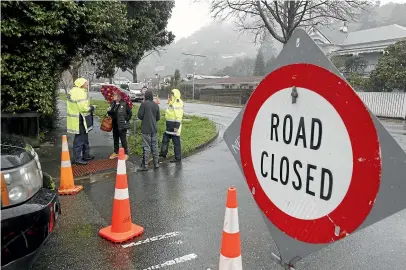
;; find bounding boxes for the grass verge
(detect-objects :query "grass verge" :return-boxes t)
[59,94,217,157]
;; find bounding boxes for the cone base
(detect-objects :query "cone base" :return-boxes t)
[219,254,242,270]
[99,223,144,243]
[58,185,83,195]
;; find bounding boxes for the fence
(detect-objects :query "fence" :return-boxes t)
[357,92,406,119]
[158,86,406,119]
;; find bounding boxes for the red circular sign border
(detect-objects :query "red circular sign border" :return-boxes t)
[240,63,381,244]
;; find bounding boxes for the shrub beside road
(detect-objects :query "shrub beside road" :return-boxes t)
[59,94,218,157]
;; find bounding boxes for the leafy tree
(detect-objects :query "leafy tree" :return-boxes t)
[209,0,371,44]
[1,0,174,119]
[331,55,347,72]
[347,73,371,92]
[173,69,181,87]
[344,55,367,74]
[70,1,129,81]
[330,55,367,74]
[117,1,175,82]
[253,50,266,76]
[369,40,406,92]
[1,1,84,115]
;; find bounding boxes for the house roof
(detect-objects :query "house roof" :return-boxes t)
[343,24,406,45]
[180,76,264,85]
[316,24,406,46]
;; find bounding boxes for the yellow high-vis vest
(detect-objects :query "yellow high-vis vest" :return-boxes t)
[66,86,93,134]
[165,89,184,136]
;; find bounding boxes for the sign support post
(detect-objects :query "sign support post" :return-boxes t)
[223,28,406,268]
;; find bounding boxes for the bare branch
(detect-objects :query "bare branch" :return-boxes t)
[208,0,372,44]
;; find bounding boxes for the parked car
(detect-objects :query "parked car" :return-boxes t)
[1,134,60,270]
[128,83,144,102]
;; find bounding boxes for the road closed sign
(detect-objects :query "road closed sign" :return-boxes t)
[240,63,381,244]
[223,29,406,267]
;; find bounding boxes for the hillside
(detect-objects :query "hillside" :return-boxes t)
[118,22,261,80]
[117,2,406,81]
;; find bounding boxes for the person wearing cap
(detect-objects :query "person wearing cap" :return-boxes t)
[159,88,184,163]
[66,78,95,165]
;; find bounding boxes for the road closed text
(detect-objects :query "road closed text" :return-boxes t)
[260,113,333,201]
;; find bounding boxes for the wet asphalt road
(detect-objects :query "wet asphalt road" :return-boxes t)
[32,102,406,270]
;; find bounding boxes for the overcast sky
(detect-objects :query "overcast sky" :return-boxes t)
[167,0,406,41]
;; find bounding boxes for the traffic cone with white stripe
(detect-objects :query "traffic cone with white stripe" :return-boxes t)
[99,148,144,243]
[58,135,83,195]
[219,186,242,270]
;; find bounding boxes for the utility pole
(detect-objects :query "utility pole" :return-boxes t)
[182,52,206,100]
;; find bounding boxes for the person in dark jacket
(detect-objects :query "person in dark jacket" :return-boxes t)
[137,89,160,171]
[107,91,132,160]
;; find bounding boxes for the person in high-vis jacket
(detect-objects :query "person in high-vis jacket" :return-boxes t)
[66,78,95,165]
[159,88,184,163]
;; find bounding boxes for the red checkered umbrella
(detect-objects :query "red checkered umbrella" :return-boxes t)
[100,85,133,109]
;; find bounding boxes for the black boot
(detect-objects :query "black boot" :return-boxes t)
[83,155,95,161]
[170,158,181,163]
[137,163,148,172]
[75,159,88,165]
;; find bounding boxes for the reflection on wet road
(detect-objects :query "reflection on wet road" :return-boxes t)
[33,102,406,270]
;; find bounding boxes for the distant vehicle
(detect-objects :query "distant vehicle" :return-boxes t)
[128,83,144,102]
[1,134,60,270]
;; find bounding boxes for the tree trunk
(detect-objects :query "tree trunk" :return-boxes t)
[132,67,137,83]
[71,66,79,82]
[109,77,113,84]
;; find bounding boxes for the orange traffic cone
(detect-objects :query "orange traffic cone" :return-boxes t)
[99,148,144,243]
[58,135,83,195]
[155,96,160,104]
[219,186,242,270]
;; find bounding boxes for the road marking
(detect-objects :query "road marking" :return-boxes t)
[143,253,198,270]
[122,231,180,248]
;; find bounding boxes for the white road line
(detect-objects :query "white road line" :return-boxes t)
[143,253,198,270]
[122,231,181,248]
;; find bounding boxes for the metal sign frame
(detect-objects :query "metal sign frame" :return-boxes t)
[223,28,406,268]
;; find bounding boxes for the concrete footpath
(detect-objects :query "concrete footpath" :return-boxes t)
[37,100,139,180]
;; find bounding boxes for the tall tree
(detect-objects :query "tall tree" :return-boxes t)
[118,1,175,82]
[253,50,266,76]
[370,40,406,92]
[209,0,371,44]
[173,69,181,87]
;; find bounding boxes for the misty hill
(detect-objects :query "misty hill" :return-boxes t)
[126,22,261,80]
[117,2,406,81]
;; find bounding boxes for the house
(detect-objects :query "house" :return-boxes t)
[184,74,229,80]
[179,76,264,91]
[309,24,406,75]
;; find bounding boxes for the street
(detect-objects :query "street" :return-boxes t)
[33,102,406,270]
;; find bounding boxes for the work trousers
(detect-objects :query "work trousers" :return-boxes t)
[73,133,90,162]
[113,123,128,154]
[141,133,159,165]
[160,132,181,160]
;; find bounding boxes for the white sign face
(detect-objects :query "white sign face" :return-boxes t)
[251,87,353,220]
